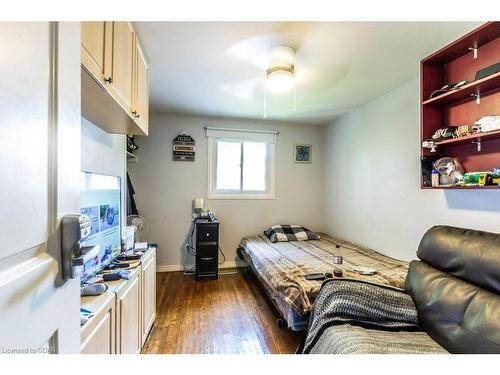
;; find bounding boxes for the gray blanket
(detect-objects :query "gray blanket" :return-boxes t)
[302,279,447,354]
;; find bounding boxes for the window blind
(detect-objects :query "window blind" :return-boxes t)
[205,126,278,144]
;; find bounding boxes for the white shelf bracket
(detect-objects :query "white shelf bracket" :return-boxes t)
[471,92,480,104]
[472,138,482,152]
[469,46,478,59]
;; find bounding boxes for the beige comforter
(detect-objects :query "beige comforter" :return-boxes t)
[239,233,408,315]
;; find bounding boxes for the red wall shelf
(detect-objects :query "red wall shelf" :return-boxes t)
[422,72,500,107]
[423,185,500,190]
[434,129,500,147]
[420,22,500,189]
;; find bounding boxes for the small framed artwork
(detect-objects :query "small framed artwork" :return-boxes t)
[294,144,312,164]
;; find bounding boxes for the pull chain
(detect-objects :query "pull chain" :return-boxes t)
[293,85,297,113]
[264,85,267,118]
[264,80,297,117]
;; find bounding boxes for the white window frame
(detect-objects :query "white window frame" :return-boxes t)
[207,137,276,200]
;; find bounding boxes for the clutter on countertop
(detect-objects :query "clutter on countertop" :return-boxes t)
[81,283,108,296]
[80,307,94,326]
[134,242,148,251]
[118,253,141,261]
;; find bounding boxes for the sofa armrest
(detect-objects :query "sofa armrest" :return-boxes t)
[313,278,418,325]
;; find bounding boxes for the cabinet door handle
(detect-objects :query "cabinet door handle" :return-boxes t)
[132,110,140,118]
[104,76,112,83]
[201,257,213,261]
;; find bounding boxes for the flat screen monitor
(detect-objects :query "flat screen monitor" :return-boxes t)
[80,171,121,282]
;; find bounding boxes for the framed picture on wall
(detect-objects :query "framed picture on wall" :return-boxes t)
[294,144,312,164]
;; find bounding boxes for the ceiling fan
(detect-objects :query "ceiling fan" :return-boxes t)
[220,23,346,118]
[222,28,303,117]
[264,45,296,94]
[262,45,297,117]
[223,43,298,118]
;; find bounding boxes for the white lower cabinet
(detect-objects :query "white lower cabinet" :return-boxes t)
[80,247,157,354]
[116,272,141,354]
[81,294,116,354]
[141,249,156,346]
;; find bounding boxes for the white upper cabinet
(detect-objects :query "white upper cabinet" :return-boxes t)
[81,21,149,136]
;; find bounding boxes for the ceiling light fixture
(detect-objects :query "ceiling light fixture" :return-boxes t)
[266,66,295,94]
[264,46,297,118]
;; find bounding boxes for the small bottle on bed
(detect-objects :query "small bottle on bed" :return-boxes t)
[333,245,343,277]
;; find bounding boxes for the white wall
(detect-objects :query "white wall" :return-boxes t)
[128,113,324,270]
[323,78,500,261]
[81,117,126,230]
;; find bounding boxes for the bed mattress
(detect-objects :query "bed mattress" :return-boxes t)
[239,233,409,329]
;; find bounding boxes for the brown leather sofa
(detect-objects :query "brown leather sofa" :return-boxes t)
[302,225,500,354]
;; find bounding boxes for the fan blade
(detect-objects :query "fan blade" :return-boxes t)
[293,23,353,93]
[225,33,283,70]
[294,61,351,94]
[220,77,264,101]
[224,22,313,69]
[274,22,313,52]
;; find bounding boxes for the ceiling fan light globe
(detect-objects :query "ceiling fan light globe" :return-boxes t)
[266,70,295,94]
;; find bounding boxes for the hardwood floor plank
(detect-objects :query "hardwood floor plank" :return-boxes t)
[143,269,303,354]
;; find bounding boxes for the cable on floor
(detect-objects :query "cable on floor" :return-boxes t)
[182,218,199,275]
[218,245,226,265]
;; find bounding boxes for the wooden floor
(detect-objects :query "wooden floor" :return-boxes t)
[142,269,303,354]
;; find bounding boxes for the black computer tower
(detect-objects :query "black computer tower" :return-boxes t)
[194,220,219,280]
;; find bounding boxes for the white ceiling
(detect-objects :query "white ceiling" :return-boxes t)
[135,22,481,125]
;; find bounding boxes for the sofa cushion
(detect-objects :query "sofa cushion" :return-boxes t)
[417,225,500,294]
[406,261,500,353]
[308,323,447,354]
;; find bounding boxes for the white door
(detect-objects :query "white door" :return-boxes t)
[0,22,81,354]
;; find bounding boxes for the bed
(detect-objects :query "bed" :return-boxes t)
[238,233,409,331]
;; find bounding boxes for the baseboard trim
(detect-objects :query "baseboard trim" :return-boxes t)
[156,261,242,273]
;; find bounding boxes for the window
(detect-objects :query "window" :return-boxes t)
[207,128,276,199]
